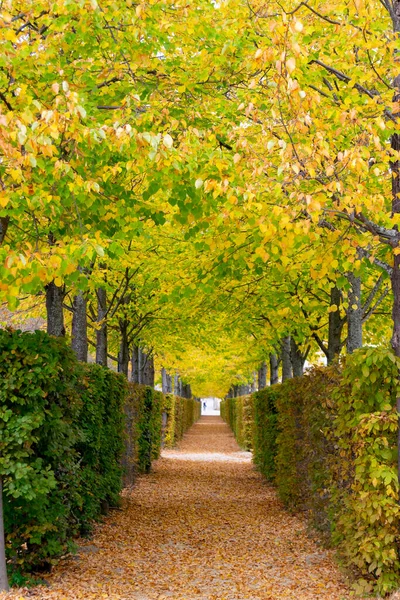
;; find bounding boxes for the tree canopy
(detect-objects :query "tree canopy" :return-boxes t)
[0,0,399,396]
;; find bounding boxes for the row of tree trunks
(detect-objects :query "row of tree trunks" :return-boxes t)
[172,375,191,397]
[45,280,91,362]
[131,345,155,386]
[44,282,158,388]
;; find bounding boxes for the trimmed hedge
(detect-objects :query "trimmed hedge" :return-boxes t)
[221,395,253,451]
[163,394,201,448]
[0,330,127,580]
[221,347,400,596]
[76,364,127,525]
[124,384,163,475]
[1,330,201,583]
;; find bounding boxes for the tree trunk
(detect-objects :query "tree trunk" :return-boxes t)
[96,288,108,366]
[0,478,8,592]
[148,355,155,388]
[46,281,65,336]
[290,338,305,377]
[327,286,344,363]
[347,273,363,354]
[118,321,129,377]
[131,344,139,383]
[281,336,293,381]
[0,216,9,246]
[258,362,267,390]
[141,351,154,387]
[162,368,172,393]
[390,74,400,491]
[71,291,88,362]
[269,354,279,385]
[392,252,400,491]
[166,373,172,393]
[138,347,144,384]
[142,351,150,385]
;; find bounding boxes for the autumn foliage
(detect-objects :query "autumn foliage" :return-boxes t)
[221,347,400,595]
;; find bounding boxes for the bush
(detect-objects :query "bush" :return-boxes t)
[0,330,83,577]
[76,364,127,527]
[330,348,400,596]
[0,330,127,580]
[275,366,340,535]
[221,348,400,595]
[220,395,252,450]
[124,384,163,474]
[163,395,201,448]
[252,386,279,481]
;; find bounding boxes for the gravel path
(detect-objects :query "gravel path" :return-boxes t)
[3,416,351,600]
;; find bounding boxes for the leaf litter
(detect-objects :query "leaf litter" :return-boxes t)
[2,416,352,600]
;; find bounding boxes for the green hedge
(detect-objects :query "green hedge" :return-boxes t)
[124,384,163,475]
[0,330,84,580]
[221,348,400,596]
[220,395,252,450]
[76,364,127,527]
[163,395,201,448]
[0,330,130,582]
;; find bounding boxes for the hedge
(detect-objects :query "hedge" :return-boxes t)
[221,395,253,451]
[0,329,200,583]
[124,384,164,475]
[163,394,201,448]
[1,330,85,581]
[221,347,400,596]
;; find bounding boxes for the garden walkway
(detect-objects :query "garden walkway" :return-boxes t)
[7,416,350,600]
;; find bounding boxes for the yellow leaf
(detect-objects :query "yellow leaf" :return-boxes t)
[163,134,174,149]
[233,153,241,164]
[286,57,296,74]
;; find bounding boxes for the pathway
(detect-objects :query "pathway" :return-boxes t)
[5,416,350,600]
